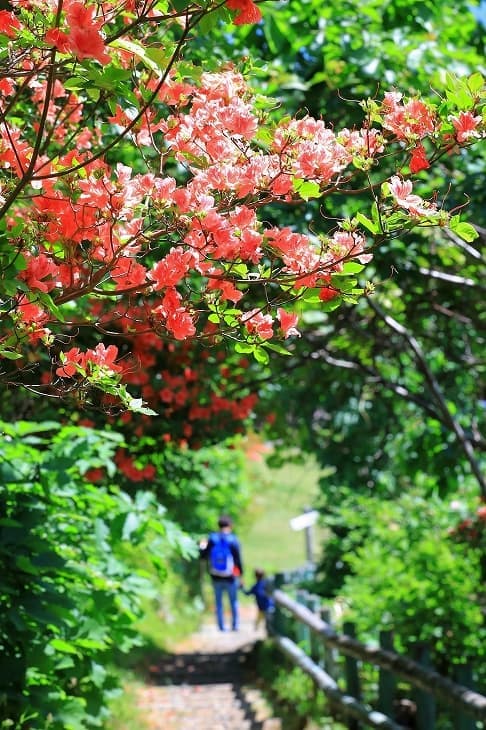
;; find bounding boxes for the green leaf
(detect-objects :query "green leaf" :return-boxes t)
[355,212,379,235]
[36,292,65,322]
[0,349,23,360]
[48,639,79,655]
[111,38,167,75]
[302,288,322,303]
[292,178,321,201]
[320,296,342,312]
[342,261,366,274]
[234,342,255,354]
[253,347,270,364]
[16,555,40,574]
[90,661,107,688]
[263,342,292,355]
[122,512,141,540]
[467,72,484,94]
[199,6,231,34]
[331,274,358,290]
[170,0,191,10]
[86,87,100,102]
[63,77,86,91]
[145,45,176,71]
[1,278,22,296]
[450,221,478,243]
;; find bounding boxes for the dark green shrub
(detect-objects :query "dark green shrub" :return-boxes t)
[336,492,485,681]
[0,421,192,730]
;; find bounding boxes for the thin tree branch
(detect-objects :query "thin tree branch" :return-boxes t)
[366,296,486,498]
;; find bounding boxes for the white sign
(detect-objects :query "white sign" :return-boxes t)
[289,510,319,531]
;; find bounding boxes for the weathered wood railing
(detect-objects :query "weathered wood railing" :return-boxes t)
[268,574,486,729]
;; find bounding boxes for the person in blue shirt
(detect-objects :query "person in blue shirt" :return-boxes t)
[243,568,274,630]
[199,515,243,632]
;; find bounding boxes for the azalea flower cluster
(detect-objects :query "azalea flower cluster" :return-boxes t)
[0,0,484,416]
[449,502,486,550]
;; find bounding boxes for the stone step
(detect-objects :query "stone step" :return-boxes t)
[138,680,282,730]
[133,612,283,730]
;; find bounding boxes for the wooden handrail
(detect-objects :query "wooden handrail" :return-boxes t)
[272,589,486,722]
[274,635,407,729]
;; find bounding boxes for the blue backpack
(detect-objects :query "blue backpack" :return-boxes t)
[209,533,235,577]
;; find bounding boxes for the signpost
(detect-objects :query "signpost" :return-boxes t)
[290,508,319,565]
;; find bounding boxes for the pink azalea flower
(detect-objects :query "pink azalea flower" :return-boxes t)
[388,175,437,217]
[450,111,482,143]
[277,308,300,338]
[241,309,274,340]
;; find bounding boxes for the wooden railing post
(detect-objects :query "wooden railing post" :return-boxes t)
[306,595,322,664]
[343,621,361,730]
[454,664,476,730]
[296,590,311,651]
[271,572,285,635]
[378,630,396,718]
[321,607,337,679]
[414,643,436,730]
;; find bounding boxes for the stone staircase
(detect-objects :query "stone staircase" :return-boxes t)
[135,607,282,730]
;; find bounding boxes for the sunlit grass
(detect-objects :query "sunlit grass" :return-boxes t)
[239,451,330,574]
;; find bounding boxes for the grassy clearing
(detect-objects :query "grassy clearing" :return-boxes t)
[239,452,329,575]
[134,575,205,651]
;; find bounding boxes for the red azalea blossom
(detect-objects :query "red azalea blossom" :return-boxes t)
[389,175,438,217]
[19,254,59,293]
[115,450,156,482]
[84,468,105,482]
[46,2,111,65]
[409,143,430,173]
[277,308,300,338]
[56,347,84,378]
[86,343,123,372]
[226,0,262,25]
[16,297,46,325]
[45,27,70,52]
[319,287,339,301]
[0,55,483,422]
[56,344,122,378]
[67,26,111,65]
[450,111,482,143]
[66,1,99,28]
[0,10,21,38]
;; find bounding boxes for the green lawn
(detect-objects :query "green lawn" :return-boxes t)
[239,453,328,576]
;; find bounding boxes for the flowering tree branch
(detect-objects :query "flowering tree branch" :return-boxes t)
[0,0,484,414]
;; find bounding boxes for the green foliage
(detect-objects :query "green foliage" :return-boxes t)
[254,643,347,729]
[0,421,192,729]
[105,671,152,730]
[335,492,486,674]
[138,438,251,536]
[217,0,485,119]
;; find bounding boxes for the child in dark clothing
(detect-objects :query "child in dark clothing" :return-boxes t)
[243,568,274,630]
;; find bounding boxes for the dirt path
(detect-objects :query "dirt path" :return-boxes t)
[135,604,282,730]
